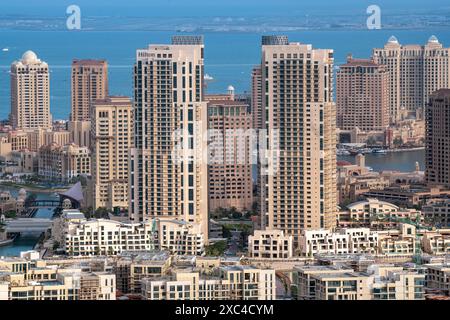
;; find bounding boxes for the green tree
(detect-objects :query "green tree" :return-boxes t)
[229,207,241,219]
[205,241,227,256]
[94,207,109,219]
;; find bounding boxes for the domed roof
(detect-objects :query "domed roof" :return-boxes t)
[428,35,439,43]
[388,36,399,44]
[227,85,235,91]
[21,50,39,64]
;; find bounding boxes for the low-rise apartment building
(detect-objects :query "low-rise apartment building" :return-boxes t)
[377,224,416,256]
[299,228,378,256]
[367,265,425,300]
[339,198,422,227]
[248,229,293,259]
[63,219,156,256]
[57,212,205,257]
[0,257,115,300]
[425,264,450,294]
[157,219,205,256]
[299,224,417,257]
[112,251,172,294]
[141,266,276,300]
[423,200,450,227]
[293,265,355,300]
[294,264,425,300]
[422,230,450,255]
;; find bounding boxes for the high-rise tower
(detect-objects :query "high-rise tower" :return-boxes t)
[130,36,209,242]
[425,89,450,188]
[10,51,51,130]
[373,36,450,123]
[259,36,337,244]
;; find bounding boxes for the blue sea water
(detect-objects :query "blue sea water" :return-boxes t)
[1,28,450,120]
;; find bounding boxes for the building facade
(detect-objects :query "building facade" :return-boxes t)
[10,51,51,130]
[425,89,450,187]
[336,56,390,132]
[58,213,204,256]
[70,59,108,122]
[207,99,253,212]
[372,36,450,122]
[38,143,90,181]
[259,35,337,244]
[141,266,276,300]
[129,36,209,243]
[248,229,293,259]
[0,257,115,300]
[91,96,133,211]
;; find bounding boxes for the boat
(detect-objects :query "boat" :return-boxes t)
[373,149,387,154]
[336,149,350,156]
[2,48,9,52]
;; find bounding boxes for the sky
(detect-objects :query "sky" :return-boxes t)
[2,0,450,17]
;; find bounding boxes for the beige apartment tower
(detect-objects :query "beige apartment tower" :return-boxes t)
[425,89,450,188]
[69,60,108,149]
[207,99,253,212]
[10,51,52,130]
[71,59,109,121]
[373,36,450,123]
[336,56,390,132]
[91,96,133,211]
[130,36,209,243]
[259,36,337,244]
[251,65,263,130]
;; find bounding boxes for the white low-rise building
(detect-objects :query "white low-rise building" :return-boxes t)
[294,264,425,300]
[299,224,416,257]
[64,219,156,256]
[60,213,205,256]
[299,228,378,256]
[157,219,205,256]
[248,229,293,259]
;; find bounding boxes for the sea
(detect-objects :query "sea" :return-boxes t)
[1,28,450,120]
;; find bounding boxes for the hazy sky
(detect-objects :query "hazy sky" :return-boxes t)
[3,0,450,17]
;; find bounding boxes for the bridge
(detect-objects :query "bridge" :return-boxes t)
[3,218,53,233]
[26,199,60,209]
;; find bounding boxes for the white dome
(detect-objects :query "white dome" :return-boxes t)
[21,50,38,64]
[388,36,399,44]
[227,85,235,91]
[428,35,439,43]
